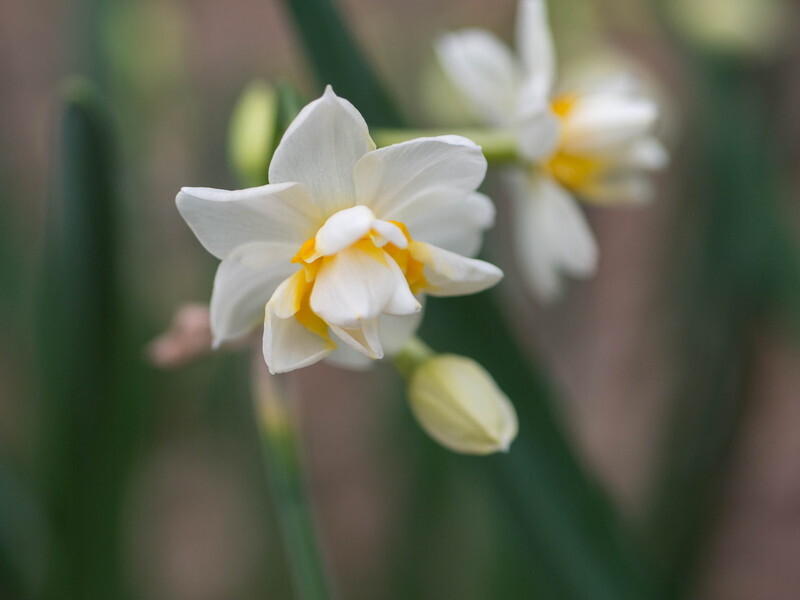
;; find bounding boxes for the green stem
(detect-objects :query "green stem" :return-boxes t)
[392,336,434,379]
[373,128,520,163]
[251,358,332,600]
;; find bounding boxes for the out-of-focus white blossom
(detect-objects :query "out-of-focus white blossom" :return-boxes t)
[436,0,668,302]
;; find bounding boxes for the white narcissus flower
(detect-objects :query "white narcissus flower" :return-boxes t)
[177,87,502,374]
[436,0,668,302]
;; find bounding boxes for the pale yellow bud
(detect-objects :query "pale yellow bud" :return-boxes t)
[408,355,518,455]
[668,0,788,59]
[228,80,278,187]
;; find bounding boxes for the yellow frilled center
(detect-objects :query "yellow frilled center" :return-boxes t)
[287,221,426,338]
[542,94,606,192]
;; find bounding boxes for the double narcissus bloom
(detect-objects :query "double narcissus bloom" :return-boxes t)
[436,0,668,301]
[177,87,502,374]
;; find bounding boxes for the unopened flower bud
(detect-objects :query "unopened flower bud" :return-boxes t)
[147,303,212,368]
[228,80,278,187]
[668,0,788,59]
[409,354,518,455]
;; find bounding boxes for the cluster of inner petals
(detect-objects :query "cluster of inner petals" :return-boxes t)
[285,217,427,340]
[542,94,605,192]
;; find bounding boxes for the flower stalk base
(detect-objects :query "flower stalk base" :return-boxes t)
[252,357,332,600]
[373,128,520,164]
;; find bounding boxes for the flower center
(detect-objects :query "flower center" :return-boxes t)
[286,219,427,338]
[543,94,606,192]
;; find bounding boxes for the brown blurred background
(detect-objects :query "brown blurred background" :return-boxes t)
[2,0,800,599]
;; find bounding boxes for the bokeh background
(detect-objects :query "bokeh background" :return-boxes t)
[2,0,800,599]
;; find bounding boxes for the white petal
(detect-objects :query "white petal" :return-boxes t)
[324,304,424,370]
[210,245,298,345]
[410,242,503,297]
[582,172,656,205]
[314,205,375,257]
[561,95,659,156]
[384,267,423,316]
[354,135,487,220]
[268,86,375,217]
[573,72,641,97]
[371,220,407,248]
[267,270,306,319]
[515,0,556,96]
[379,301,425,356]
[516,104,560,161]
[574,139,667,206]
[263,304,333,374]
[508,170,598,302]
[322,299,425,370]
[324,344,375,370]
[435,30,522,125]
[398,190,495,257]
[310,246,420,329]
[177,183,319,260]
[615,138,669,170]
[329,317,383,359]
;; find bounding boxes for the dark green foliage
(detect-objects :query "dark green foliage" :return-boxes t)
[280,0,404,127]
[36,79,131,600]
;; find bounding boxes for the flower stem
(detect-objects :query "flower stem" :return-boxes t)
[393,336,435,379]
[251,357,332,600]
[373,128,520,164]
